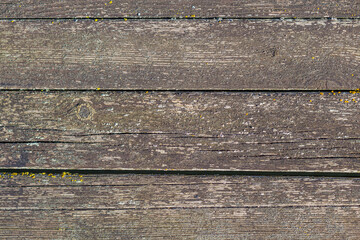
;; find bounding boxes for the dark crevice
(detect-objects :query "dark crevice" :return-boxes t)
[303,137,360,141]
[1,204,360,211]
[271,156,357,160]
[1,17,360,21]
[0,89,358,93]
[3,127,68,132]
[0,182,269,188]
[0,169,360,178]
[65,132,181,137]
[0,141,100,144]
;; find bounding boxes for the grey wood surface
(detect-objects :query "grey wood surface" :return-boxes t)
[0,173,359,239]
[1,0,359,18]
[1,91,359,171]
[2,20,360,90]
[2,1,359,237]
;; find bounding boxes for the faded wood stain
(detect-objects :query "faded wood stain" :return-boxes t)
[1,20,360,89]
[0,0,359,238]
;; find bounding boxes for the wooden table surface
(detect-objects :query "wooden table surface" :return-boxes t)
[1,1,360,239]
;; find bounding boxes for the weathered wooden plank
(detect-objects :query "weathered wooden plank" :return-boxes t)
[2,19,360,90]
[1,91,360,171]
[1,0,359,18]
[0,174,360,238]
[4,208,360,239]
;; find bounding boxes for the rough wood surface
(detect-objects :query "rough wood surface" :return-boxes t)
[2,19,360,90]
[1,91,360,171]
[0,174,359,239]
[1,0,359,18]
[2,2,359,238]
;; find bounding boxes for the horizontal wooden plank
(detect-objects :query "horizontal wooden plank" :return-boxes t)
[0,174,360,238]
[3,208,359,239]
[1,91,360,171]
[1,0,359,18]
[1,19,360,90]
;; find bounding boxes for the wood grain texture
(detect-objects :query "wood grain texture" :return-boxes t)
[0,174,360,239]
[1,91,360,171]
[2,19,360,90]
[0,0,359,18]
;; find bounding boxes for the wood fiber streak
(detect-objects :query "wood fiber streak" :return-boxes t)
[0,175,359,239]
[2,20,360,89]
[0,0,359,18]
[0,91,359,171]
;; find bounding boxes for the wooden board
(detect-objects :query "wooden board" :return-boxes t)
[1,91,360,172]
[1,0,360,18]
[0,174,360,238]
[2,1,359,238]
[2,19,360,90]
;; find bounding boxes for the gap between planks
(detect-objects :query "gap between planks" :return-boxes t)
[2,17,360,20]
[0,89,358,92]
[2,169,360,178]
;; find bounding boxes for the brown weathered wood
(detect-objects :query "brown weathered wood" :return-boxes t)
[0,174,359,238]
[1,19,360,90]
[1,0,359,18]
[3,208,359,239]
[1,91,360,171]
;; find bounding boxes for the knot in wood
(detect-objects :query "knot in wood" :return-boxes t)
[76,103,94,120]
